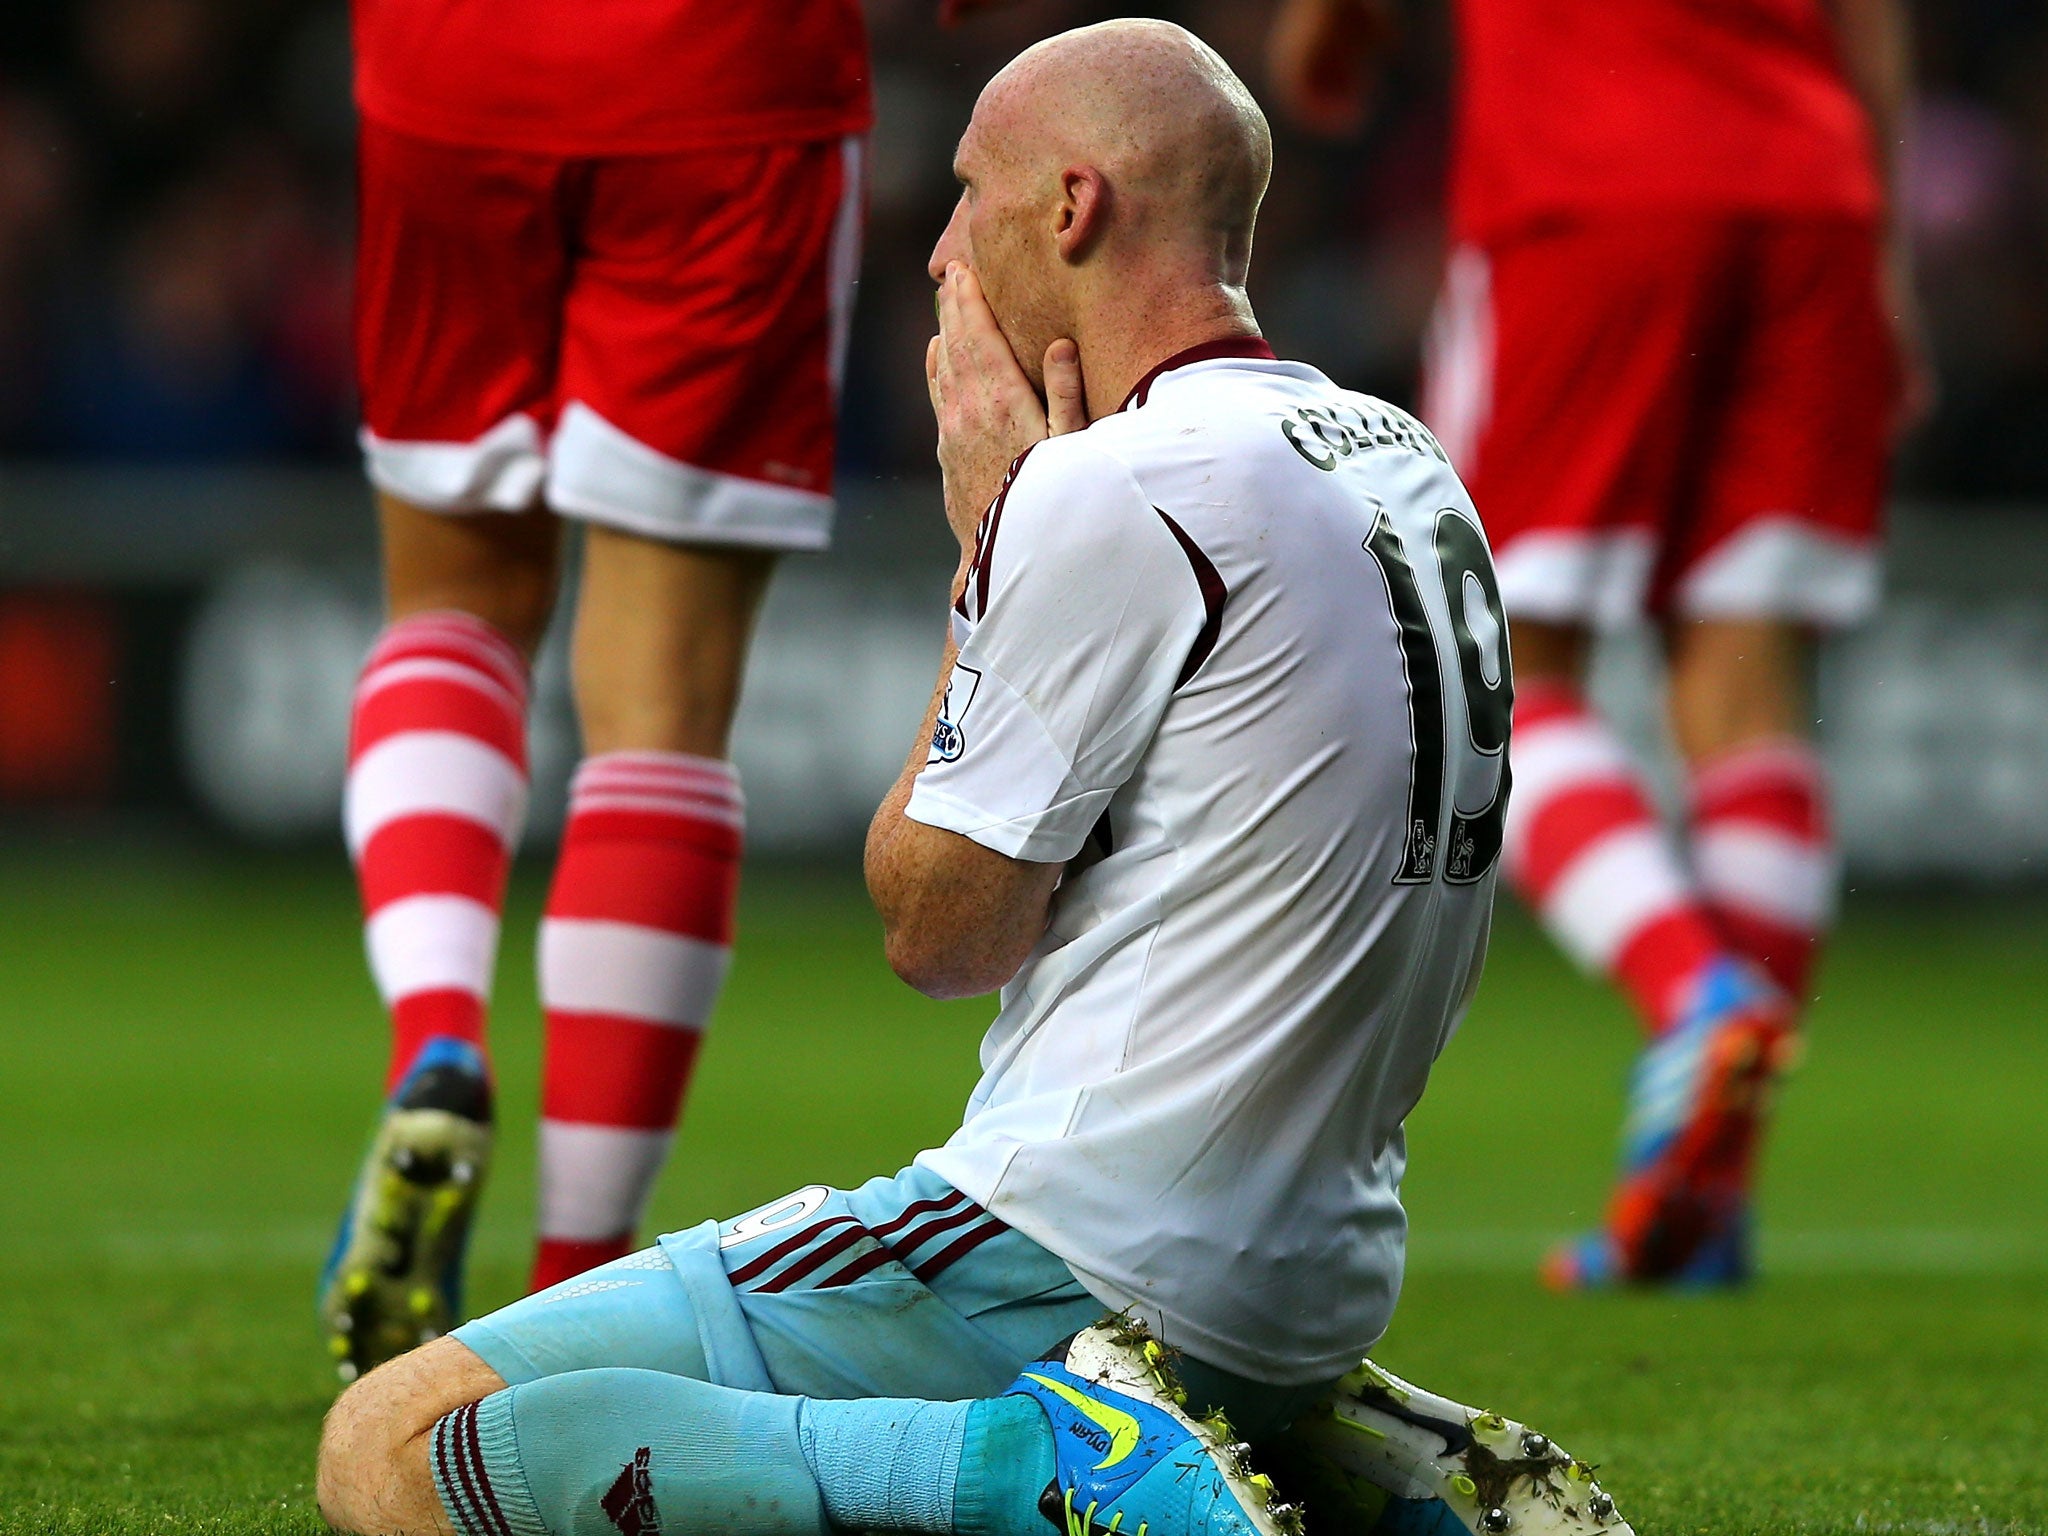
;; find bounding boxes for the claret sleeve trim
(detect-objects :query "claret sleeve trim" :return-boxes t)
[1153,508,1228,689]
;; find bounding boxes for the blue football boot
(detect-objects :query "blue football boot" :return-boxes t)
[1005,1321,1301,1536]
[319,1036,493,1382]
[1264,1358,1634,1536]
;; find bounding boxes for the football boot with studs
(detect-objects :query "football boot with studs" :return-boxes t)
[319,1036,492,1382]
[1259,1358,1633,1536]
[1005,1319,1304,1536]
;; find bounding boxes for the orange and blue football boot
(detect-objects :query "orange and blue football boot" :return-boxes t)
[1544,959,1797,1289]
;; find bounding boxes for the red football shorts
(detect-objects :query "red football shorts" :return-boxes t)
[355,119,865,550]
[1422,217,1900,627]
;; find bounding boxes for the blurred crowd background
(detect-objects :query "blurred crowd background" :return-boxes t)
[3,0,2048,863]
[5,0,2048,482]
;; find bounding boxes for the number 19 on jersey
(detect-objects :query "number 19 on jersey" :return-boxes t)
[1364,506,1514,886]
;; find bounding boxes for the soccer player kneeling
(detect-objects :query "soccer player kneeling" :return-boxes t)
[318,23,1632,1536]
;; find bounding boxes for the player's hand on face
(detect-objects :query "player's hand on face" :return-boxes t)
[1266,0,1396,139]
[1041,337,1085,438]
[927,262,1085,550]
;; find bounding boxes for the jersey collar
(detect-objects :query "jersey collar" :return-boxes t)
[1120,336,1277,412]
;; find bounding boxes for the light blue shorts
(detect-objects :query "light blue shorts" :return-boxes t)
[455,1165,1103,1402]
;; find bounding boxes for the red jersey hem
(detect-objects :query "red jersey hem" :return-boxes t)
[354,90,874,158]
[1451,189,1884,248]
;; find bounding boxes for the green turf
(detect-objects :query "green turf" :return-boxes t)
[0,845,2041,1533]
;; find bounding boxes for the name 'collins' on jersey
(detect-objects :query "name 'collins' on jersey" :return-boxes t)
[908,341,1512,1384]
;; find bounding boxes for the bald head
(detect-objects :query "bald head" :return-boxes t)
[979,20,1271,280]
[929,20,1270,407]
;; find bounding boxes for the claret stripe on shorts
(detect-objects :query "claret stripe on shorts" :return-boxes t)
[752,1223,873,1294]
[725,1215,862,1287]
[909,1215,1008,1282]
[865,1188,970,1242]
[724,1192,1010,1294]
[805,1211,1008,1291]
[810,1242,896,1290]
[883,1194,993,1258]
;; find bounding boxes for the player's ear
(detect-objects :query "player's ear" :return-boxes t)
[1055,166,1108,263]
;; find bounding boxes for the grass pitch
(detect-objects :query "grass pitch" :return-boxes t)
[0,844,2041,1534]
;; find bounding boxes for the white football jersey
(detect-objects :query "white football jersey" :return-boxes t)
[909,342,1511,1385]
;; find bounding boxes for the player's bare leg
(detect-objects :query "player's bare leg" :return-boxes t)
[1665,617,1806,763]
[1504,617,1585,689]
[379,491,564,658]
[319,1337,507,1536]
[527,527,774,1290]
[325,495,563,1380]
[570,526,774,758]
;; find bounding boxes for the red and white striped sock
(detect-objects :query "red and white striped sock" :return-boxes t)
[344,611,529,1090]
[1687,738,1836,1004]
[531,751,742,1290]
[1506,680,1727,1037]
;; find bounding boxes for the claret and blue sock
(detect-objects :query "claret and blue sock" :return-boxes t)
[427,1324,1288,1536]
[427,1370,1043,1536]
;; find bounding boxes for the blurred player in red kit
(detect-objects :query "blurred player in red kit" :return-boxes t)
[321,0,1016,1379]
[1269,0,1927,1287]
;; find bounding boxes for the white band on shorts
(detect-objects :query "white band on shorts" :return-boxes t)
[360,412,547,513]
[360,401,835,549]
[1675,517,1881,626]
[1493,529,1656,630]
[546,401,834,551]
[1494,519,1879,629]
